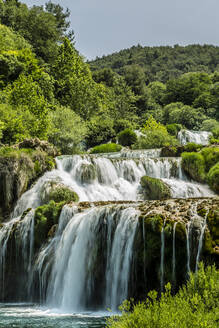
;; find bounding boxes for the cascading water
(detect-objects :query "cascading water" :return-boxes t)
[160,220,165,292]
[172,222,178,286]
[178,130,212,145]
[42,205,139,311]
[186,222,191,274]
[0,145,216,317]
[195,210,209,272]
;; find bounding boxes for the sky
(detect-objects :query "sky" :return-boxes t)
[22,0,219,60]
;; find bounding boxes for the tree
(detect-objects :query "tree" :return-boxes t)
[52,38,113,120]
[48,105,87,154]
[165,72,212,105]
[0,0,74,62]
[134,116,178,149]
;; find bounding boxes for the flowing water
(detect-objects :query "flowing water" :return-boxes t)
[0,147,214,326]
[178,130,212,145]
[0,304,106,328]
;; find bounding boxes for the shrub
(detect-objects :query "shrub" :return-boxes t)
[184,142,203,152]
[107,264,219,328]
[133,116,178,149]
[201,147,219,171]
[207,163,219,193]
[49,187,79,203]
[90,143,122,154]
[114,119,134,134]
[117,129,137,147]
[166,123,182,137]
[181,152,206,182]
[212,127,219,139]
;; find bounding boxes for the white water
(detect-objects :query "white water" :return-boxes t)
[195,210,209,272]
[172,222,178,285]
[44,205,139,312]
[178,130,212,145]
[186,221,191,274]
[160,221,165,292]
[0,146,216,312]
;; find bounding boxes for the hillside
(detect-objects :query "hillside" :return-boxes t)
[90,44,219,83]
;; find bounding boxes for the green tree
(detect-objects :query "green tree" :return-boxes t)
[52,38,110,120]
[48,105,87,154]
[165,72,212,105]
[0,0,73,62]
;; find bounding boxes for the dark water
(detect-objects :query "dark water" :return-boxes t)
[0,304,107,328]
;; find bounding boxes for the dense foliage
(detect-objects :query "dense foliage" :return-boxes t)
[0,0,218,154]
[107,264,219,328]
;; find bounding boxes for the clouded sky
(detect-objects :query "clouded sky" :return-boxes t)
[22,0,219,60]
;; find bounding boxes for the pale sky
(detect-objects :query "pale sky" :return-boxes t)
[22,0,219,60]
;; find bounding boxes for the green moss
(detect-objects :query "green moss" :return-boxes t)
[90,143,122,154]
[207,163,219,193]
[175,222,186,241]
[145,215,164,233]
[181,152,206,182]
[207,210,219,242]
[203,230,214,254]
[141,176,171,200]
[49,187,79,203]
[34,201,64,249]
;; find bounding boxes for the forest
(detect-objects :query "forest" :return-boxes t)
[0,0,219,155]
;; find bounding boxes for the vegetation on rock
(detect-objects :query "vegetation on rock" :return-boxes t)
[90,143,122,154]
[140,176,171,200]
[117,129,137,147]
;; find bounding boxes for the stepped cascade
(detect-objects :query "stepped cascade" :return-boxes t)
[0,148,217,313]
[178,130,212,145]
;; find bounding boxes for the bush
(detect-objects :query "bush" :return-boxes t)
[107,264,219,328]
[133,116,178,149]
[201,147,219,171]
[166,123,182,137]
[90,143,122,154]
[184,142,203,152]
[49,186,79,203]
[86,115,115,148]
[113,119,134,134]
[212,127,219,139]
[207,163,219,193]
[117,129,137,147]
[181,152,206,182]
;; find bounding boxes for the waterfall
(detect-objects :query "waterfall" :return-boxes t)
[142,220,146,283]
[0,218,18,299]
[178,130,211,145]
[186,222,191,274]
[105,207,139,310]
[195,210,209,272]
[160,221,165,292]
[172,222,178,286]
[44,205,139,312]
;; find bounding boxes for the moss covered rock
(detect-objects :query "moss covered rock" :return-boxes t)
[140,176,171,200]
[181,152,206,182]
[207,163,219,194]
[48,185,79,203]
[0,145,56,222]
[34,200,64,249]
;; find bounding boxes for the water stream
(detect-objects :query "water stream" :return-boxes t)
[0,144,215,325]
